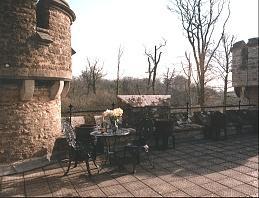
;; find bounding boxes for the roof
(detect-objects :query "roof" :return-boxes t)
[117,95,171,107]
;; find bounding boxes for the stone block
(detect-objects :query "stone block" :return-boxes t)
[49,80,64,100]
[70,116,86,128]
[61,81,70,98]
[20,80,35,101]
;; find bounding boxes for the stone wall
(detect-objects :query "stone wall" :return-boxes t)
[0,85,61,163]
[0,0,74,80]
[231,37,258,105]
[0,0,36,72]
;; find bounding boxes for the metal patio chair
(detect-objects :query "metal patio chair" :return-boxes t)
[62,121,99,176]
[123,117,155,173]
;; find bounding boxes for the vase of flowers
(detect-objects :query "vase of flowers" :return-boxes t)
[103,108,123,133]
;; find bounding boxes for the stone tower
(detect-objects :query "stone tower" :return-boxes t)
[0,0,75,163]
[231,37,258,105]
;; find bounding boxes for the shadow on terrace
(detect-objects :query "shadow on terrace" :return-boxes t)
[1,131,258,197]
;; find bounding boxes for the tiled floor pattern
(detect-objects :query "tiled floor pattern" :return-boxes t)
[1,133,258,197]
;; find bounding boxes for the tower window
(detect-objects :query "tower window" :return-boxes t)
[36,0,50,29]
[240,47,248,69]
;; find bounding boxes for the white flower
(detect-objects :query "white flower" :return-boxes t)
[143,144,149,152]
[103,109,113,117]
[103,108,123,119]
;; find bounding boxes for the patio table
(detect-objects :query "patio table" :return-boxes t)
[90,128,134,166]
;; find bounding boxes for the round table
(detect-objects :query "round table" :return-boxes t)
[90,128,134,165]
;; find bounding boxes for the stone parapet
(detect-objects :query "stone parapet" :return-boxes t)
[50,0,76,23]
[0,68,72,81]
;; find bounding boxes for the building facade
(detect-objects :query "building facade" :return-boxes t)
[231,37,258,105]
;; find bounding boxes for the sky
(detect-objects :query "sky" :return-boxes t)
[67,0,258,88]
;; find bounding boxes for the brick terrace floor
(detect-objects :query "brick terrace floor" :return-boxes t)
[1,133,258,197]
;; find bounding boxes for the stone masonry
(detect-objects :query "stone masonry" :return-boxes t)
[0,0,75,163]
[231,37,258,105]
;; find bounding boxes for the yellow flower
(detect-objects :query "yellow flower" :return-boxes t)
[112,108,123,117]
[102,108,123,119]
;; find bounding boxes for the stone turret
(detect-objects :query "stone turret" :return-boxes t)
[231,37,258,105]
[0,0,75,163]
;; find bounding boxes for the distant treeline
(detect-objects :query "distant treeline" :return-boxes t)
[61,75,239,113]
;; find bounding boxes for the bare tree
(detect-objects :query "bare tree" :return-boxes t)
[81,58,104,95]
[213,33,235,111]
[116,46,124,96]
[181,52,193,106]
[163,67,175,94]
[168,0,230,107]
[145,39,167,94]
[81,66,91,95]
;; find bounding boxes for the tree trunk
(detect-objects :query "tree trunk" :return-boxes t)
[116,76,119,96]
[199,77,205,109]
[93,82,96,94]
[187,76,191,108]
[223,73,228,112]
[152,65,157,94]
[165,82,169,95]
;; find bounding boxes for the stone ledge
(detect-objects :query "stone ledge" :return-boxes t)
[0,152,68,177]
[50,0,76,23]
[0,68,72,80]
[0,155,52,177]
[36,30,53,45]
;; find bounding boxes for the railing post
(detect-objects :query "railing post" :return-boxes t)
[186,102,189,120]
[69,104,73,125]
[111,102,115,109]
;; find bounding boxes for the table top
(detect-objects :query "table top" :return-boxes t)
[90,128,134,137]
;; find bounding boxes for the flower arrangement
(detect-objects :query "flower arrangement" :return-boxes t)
[102,108,123,131]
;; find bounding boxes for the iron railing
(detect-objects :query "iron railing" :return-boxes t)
[62,101,257,124]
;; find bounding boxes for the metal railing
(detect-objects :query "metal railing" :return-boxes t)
[62,101,257,125]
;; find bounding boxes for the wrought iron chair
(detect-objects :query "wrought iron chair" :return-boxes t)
[62,121,99,176]
[124,117,155,173]
[154,119,174,149]
[210,111,227,140]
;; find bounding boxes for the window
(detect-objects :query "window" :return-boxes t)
[240,47,248,69]
[36,0,49,29]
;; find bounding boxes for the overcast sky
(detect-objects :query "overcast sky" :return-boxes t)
[67,0,258,87]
